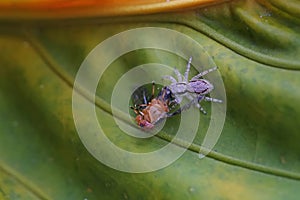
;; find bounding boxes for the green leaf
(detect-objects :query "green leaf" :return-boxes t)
[0,0,300,199]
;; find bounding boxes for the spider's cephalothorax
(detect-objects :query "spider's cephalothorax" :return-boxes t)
[163,57,222,114]
[130,83,179,129]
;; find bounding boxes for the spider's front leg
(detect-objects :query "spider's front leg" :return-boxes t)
[173,68,183,83]
[183,57,192,82]
[190,67,218,81]
[162,75,177,85]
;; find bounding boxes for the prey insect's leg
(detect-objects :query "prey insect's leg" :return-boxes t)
[157,87,168,103]
[191,67,217,81]
[151,81,155,99]
[130,106,144,116]
[137,104,148,108]
[183,57,192,82]
[142,90,148,105]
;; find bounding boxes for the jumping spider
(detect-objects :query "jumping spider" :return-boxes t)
[163,57,222,114]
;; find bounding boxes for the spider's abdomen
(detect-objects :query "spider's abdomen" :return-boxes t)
[189,79,214,94]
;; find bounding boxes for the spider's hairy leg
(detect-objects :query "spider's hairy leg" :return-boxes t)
[191,67,218,81]
[174,68,183,82]
[203,96,223,103]
[195,103,207,115]
[194,95,207,114]
[183,57,192,82]
[184,93,206,114]
[162,75,177,84]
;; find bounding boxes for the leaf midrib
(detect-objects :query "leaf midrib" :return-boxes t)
[0,161,50,200]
